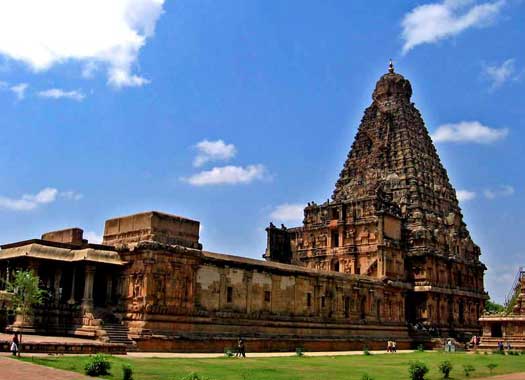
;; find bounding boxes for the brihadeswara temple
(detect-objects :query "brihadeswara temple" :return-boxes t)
[0,63,488,352]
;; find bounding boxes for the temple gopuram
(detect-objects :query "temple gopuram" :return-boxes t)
[0,63,487,352]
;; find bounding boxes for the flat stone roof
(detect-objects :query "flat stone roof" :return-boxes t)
[104,210,200,224]
[202,250,411,288]
[0,240,124,265]
[103,210,201,249]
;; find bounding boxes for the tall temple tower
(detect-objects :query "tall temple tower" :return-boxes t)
[265,62,487,334]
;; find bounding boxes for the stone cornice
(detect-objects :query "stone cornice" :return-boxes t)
[413,285,488,299]
[0,242,125,265]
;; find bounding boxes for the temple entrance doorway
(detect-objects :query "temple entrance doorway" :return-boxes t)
[491,323,503,337]
[93,270,107,307]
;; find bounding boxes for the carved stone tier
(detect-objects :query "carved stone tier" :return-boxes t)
[265,64,486,334]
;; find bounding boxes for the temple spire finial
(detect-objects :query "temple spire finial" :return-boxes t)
[388,59,394,74]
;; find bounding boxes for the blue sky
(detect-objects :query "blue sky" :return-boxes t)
[0,0,523,303]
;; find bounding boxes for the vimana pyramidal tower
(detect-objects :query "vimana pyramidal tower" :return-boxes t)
[265,61,487,334]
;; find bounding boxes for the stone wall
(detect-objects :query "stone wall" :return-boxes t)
[0,339,126,354]
[103,211,201,249]
[134,335,412,353]
[117,242,410,351]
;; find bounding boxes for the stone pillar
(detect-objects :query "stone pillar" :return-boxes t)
[105,274,113,306]
[54,267,63,304]
[436,294,441,324]
[5,261,10,288]
[244,272,252,314]
[81,265,96,312]
[143,258,155,307]
[27,260,39,274]
[314,284,320,316]
[68,267,77,304]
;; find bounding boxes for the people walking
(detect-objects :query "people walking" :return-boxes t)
[237,338,246,358]
[10,333,19,356]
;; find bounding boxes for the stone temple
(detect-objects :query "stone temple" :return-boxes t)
[265,61,487,336]
[479,268,525,349]
[0,63,487,352]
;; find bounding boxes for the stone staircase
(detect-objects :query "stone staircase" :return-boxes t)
[479,337,525,350]
[102,322,135,349]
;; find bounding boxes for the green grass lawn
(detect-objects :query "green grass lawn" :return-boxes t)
[18,351,525,380]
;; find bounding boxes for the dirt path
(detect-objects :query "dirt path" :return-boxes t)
[0,356,91,380]
[477,373,525,380]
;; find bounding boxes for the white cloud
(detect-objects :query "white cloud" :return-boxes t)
[10,83,28,100]
[0,187,58,211]
[431,121,508,143]
[0,0,165,88]
[193,139,237,167]
[29,188,58,203]
[84,231,103,244]
[456,189,477,202]
[485,257,524,303]
[0,58,9,73]
[38,88,85,101]
[484,185,514,199]
[59,191,84,201]
[270,203,304,223]
[483,59,517,88]
[0,187,82,211]
[81,61,99,79]
[401,0,505,54]
[184,165,267,186]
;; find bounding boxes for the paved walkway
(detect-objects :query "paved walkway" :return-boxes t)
[0,356,90,380]
[0,333,104,345]
[1,352,524,380]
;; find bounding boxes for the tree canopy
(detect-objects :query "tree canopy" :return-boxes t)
[485,298,505,314]
[6,270,45,323]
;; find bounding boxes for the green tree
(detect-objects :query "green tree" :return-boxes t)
[485,298,505,313]
[7,269,46,355]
